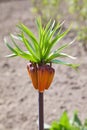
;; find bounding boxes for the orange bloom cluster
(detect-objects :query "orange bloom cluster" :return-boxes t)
[27,63,55,92]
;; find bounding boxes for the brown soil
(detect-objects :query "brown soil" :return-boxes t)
[0,1,87,130]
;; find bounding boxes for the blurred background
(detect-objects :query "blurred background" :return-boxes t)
[0,0,87,130]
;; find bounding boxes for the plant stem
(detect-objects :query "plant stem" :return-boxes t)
[38,92,44,130]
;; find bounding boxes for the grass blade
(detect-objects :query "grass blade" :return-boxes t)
[56,39,76,53]
[59,53,76,59]
[51,59,79,70]
[11,34,23,41]
[4,38,18,55]
[17,23,39,51]
[22,33,40,61]
[35,18,43,43]
[45,51,76,62]
[4,37,37,62]
[5,53,17,58]
[43,27,70,59]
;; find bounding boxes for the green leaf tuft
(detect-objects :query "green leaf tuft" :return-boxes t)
[5,18,79,69]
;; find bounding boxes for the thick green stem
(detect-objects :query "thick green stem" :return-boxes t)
[38,92,44,130]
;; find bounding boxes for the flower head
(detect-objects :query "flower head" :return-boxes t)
[4,18,79,92]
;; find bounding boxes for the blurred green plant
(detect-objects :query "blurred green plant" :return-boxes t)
[32,0,87,51]
[31,0,62,25]
[50,111,87,130]
[67,0,87,51]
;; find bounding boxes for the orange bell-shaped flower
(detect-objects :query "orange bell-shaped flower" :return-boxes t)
[27,63,55,92]
[27,63,38,89]
[45,65,55,90]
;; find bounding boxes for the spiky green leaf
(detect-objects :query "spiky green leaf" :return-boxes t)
[5,53,17,58]
[17,23,39,51]
[51,59,79,70]
[22,33,40,61]
[43,27,70,59]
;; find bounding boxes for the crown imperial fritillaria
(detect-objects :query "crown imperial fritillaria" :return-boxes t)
[5,18,79,130]
[5,18,78,92]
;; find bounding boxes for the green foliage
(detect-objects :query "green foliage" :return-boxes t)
[78,27,87,51]
[31,0,62,25]
[50,111,87,130]
[5,18,79,69]
[67,0,87,51]
[68,0,87,20]
[32,0,87,51]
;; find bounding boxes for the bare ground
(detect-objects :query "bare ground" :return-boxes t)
[0,1,87,130]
